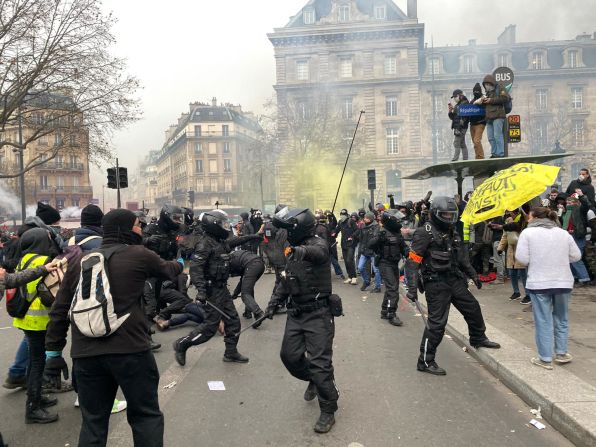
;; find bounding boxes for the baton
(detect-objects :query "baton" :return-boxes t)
[413,299,429,330]
[205,300,231,320]
[234,314,268,337]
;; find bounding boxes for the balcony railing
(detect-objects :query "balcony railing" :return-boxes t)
[37,162,84,171]
[39,186,93,194]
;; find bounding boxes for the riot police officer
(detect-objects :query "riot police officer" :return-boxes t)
[405,197,500,375]
[230,249,266,324]
[173,210,247,366]
[143,205,183,260]
[369,209,409,326]
[265,207,339,434]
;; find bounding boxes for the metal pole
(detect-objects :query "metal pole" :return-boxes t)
[102,185,105,211]
[430,36,437,166]
[116,157,121,208]
[18,117,26,221]
[369,189,375,211]
[331,110,365,215]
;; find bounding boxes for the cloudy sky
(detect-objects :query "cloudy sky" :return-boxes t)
[97,0,596,180]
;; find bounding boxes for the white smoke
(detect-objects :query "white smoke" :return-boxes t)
[26,205,37,217]
[0,181,20,215]
[60,206,82,219]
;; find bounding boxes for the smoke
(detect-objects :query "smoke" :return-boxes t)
[0,181,20,215]
[60,206,82,219]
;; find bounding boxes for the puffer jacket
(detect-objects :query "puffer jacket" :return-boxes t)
[71,226,103,251]
[482,74,510,120]
[0,266,48,299]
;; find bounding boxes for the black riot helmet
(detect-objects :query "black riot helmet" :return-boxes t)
[133,210,148,229]
[274,204,287,214]
[159,204,184,231]
[181,207,194,227]
[199,210,232,240]
[430,196,459,230]
[272,207,316,246]
[381,208,405,233]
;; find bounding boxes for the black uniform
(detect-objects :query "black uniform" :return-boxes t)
[267,235,338,414]
[337,216,358,279]
[261,221,288,308]
[174,233,241,360]
[150,274,192,321]
[405,222,492,370]
[369,228,408,322]
[230,250,265,318]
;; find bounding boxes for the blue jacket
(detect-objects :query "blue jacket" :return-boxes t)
[72,226,103,252]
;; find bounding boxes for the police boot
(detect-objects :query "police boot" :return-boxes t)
[173,338,191,366]
[387,313,403,326]
[25,404,59,424]
[223,351,249,363]
[149,335,161,351]
[313,411,335,433]
[40,395,58,409]
[380,310,388,319]
[242,309,253,319]
[417,360,447,376]
[472,339,501,349]
[303,381,317,401]
[252,310,265,329]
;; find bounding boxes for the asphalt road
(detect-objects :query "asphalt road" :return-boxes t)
[0,273,572,447]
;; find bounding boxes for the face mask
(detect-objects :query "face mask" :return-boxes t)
[130,231,143,245]
[452,96,459,104]
[579,175,586,181]
[485,84,495,92]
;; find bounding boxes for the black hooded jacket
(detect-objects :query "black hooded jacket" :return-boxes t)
[566,176,595,205]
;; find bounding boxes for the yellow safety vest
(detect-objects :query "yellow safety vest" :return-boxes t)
[463,223,471,242]
[13,253,51,331]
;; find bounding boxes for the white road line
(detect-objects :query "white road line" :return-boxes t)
[0,326,13,330]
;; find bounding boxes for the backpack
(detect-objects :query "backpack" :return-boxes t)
[37,236,101,307]
[69,245,129,337]
[6,255,45,318]
[496,84,513,114]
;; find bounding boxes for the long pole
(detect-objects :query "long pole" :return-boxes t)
[16,53,26,221]
[116,157,121,208]
[331,110,365,214]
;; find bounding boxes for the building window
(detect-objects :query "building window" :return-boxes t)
[296,101,310,120]
[195,159,203,173]
[384,55,397,75]
[386,128,399,154]
[56,155,64,167]
[535,89,548,111]
[194,125,201,137]
[296,60,309,81]
[303,7,315,24]
[72,198,79,207]
[386,169,402,201]
[568,50,579,68]
[196,178,204,192]
[224,178,232,192]
[497,53,509,67]
[208,142,217,154]
[385,96,398,116]
[531,52,544,70]
[224,159,232,172]
[341,97,353,119]
[39,134,48,145]
[56,176,64,190]
[339,57,352,78]
[432,94,443,116]
[209,159,218,173]
[533,122,548,153]
[70,155,78,167]
[222,125,229,136]
[374,4,386,19]
[73,177,79,187]
[56,199,64,210]
[571,87,583,109]
[195,142,202,153]
[338,4,350,22]
[54,132,62,146]
[40,175,48,190]
[572,120,584,147]
[463,55,474,73]
[429,57,440,75]
[223,142,230,153]
[210,178,218,192]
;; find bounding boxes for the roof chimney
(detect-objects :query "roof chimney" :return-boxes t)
[212,97,217,107]
[407,0,417,19]
[497,25,516,45]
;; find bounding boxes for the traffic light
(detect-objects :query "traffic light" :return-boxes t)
[118,167,128,189]
[367,169,376,190]
[188,190,195,204]
[107,168,117,189]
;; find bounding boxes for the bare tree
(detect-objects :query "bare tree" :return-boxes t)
[0,0,140,179]
[525,101,584,155]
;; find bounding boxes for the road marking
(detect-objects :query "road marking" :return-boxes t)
[0,326,13,330]
[107,344,209,446]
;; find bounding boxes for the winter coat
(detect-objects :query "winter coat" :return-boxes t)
[566,176,595,206]
[337,218,358,249]
[353,221,379,257]
[71,226,103,251]
[469,92,486,126]
[497,217,526,269]
[482,74,510,121]
[0,265,48,300]
[448,96,470,131]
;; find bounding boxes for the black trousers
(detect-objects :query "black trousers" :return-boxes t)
[23,329,45,408]
[419,277,488,366]
[280,307,338,413]
[341,247,356,278]
[379,261,400,315]
[182,287,241,354]
[73,351,163,447]
[270,265,285,304]
[232,260,265,314]
[158,288,192,320]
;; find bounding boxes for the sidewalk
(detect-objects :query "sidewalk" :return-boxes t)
[424,282,596,446]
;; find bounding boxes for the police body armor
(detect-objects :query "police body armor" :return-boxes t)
[420,223,464,282]
[379,230,403,264]
[206,244,231,287]
[282,240,331,306]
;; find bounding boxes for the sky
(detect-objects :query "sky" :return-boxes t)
[96,0,596,193]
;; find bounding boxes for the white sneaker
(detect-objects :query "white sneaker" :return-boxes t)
[554,353,573,364]
[350,278,358,285]
[74,397,79,407]
[343,278,351,284]
[112,399,127,413]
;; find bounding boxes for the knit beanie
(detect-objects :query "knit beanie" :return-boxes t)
[36,202,61,225]
[81,204,104,227]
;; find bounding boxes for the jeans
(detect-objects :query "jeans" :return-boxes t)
[492,241,505,279]
[570,236,590,282]
[8,335,29,378]
[331,256,344,276]
[529,292,571,362]
[487,118,505,157]
[169,302,206,328]
[358,255,381,289]
[509,268,527,294]
[23,330,46,408]
[74,351,163,447]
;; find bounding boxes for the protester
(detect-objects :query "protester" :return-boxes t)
[469,82,486,159]
[566,168,594,205]
[45,209,183,446]
[515,207,582,369]
[497,212,528,302]
[448,89,470,161]
[353,212,382,293]
[561,193,592,286]
[69,204,104,250]
[481,74,510,158]
[337,209,358,285]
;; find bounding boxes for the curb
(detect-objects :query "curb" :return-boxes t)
[421,302,596,447]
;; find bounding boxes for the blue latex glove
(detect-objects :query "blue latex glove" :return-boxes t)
[177,258,185,268]
[46,351,62,360]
